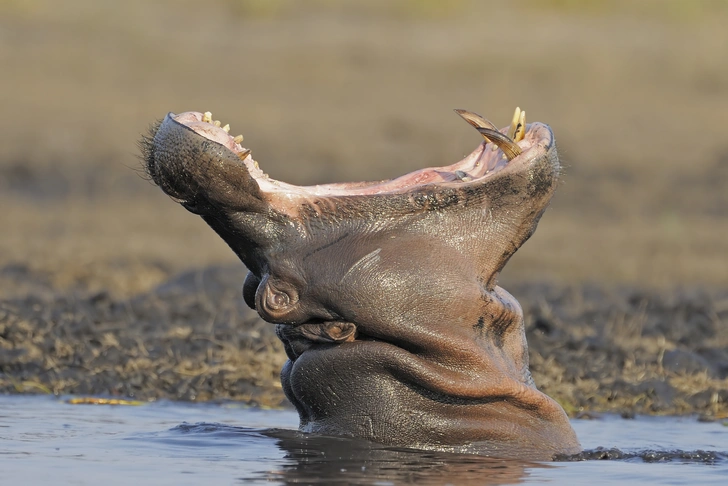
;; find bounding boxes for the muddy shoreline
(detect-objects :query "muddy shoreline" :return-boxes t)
[2,264,725,418]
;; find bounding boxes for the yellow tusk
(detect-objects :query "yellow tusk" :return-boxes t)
[237,148,251,160]
[514,110,526,143]
[506,107,521,141]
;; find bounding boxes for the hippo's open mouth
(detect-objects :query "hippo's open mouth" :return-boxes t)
[153,108,554,356]
[157,107,552,204]
[143,106,561,347]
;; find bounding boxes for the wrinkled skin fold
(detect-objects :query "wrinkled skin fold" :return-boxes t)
[141,109,581,460]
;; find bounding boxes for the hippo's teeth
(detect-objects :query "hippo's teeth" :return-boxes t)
[453,109,498,146]
[507,107,521,141]
[233,134,244,144]
[454,170,472,182]
[213,120,222,127]
[202,111,213,123]
[453,109,499,132]
[514,110,526,143]
[476,127,522,161]
[237,148,251,160]
[500,106,523,152]
[222,124,230,133]
[454,108,522,161]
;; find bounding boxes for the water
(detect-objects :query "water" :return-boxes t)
[1,395,726,485]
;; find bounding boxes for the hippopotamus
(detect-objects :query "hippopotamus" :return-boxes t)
[141,107,581,460]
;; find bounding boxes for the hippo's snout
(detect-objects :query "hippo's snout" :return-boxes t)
[142,112,264,214]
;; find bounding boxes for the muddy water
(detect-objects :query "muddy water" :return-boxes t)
[1,396,726,485]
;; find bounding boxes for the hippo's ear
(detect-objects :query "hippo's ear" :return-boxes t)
[254,274,306,324]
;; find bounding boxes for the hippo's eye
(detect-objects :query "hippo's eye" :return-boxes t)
[256,275,301,323]
[264,285,294,311]
[269,291,290,309]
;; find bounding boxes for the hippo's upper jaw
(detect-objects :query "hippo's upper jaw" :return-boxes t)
[141,108,581,460]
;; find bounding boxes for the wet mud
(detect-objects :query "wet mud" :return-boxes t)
[559,447,727,464]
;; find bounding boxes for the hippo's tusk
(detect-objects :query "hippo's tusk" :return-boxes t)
[507,107,526,143]
[514,110,526,143]
[454,108,523,161]
[475,127,522,161]
[453,109,499,133]
[517,110,526,142]
[506,107,521,141]
[237,148,251,161]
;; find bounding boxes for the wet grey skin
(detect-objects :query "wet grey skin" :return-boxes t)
[141,108,581,460]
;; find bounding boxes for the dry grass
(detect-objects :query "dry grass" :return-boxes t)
[0,266,288,406]
[519,283,728,416]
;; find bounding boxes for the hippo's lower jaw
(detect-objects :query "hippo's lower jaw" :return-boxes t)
[141,107,581,460]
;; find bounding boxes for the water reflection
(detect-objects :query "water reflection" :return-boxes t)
[265,429,549,485]
[170,424,549,485]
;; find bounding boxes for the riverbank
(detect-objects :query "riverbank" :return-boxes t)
[2,265,726,418]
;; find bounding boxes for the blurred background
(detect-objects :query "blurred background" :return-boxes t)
[1,0,727,298]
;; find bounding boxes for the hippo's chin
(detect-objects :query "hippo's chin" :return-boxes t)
[142,106,581,460]
[278,316,581,461]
